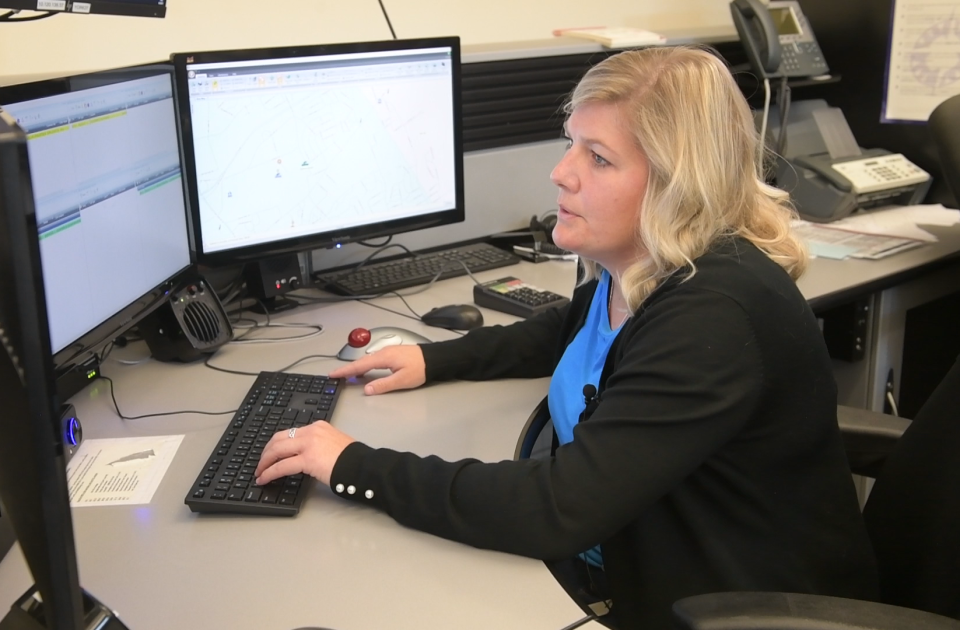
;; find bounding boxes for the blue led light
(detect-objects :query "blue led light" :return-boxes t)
[66,417,80,446]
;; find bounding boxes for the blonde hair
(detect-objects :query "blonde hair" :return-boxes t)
[565,45,806,312]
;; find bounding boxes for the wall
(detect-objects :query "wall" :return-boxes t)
[0,0,732,80]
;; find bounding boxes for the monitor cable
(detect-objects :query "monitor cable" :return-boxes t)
[100,374,237,421]
[0,10,55,21]
[356,235,393,248]
[377,0,397,39]
[222,297,324,344]
[203,352,339,378]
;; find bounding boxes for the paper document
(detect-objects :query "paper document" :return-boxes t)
[828,204,960,242]
[794,222,925,260]
[66,435,183,507]
[552,27,666,48]
[882,0,960,122]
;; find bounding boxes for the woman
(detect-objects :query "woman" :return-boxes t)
[255,46,878,629]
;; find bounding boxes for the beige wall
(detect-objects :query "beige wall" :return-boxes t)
[0,0,732,80]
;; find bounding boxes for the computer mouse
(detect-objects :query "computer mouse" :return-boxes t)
[420,304,484,331]
[337,326,432,361]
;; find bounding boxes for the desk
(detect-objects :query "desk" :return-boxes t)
[0,262,587,630]
[3,225,960,629]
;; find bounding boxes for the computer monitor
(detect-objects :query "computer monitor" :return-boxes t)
[0,65,193,392]
[0,110,127,630]
[171,36,464,267]
[0,0,165,18]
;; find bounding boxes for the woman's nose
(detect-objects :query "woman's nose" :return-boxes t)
[550,151,576,190]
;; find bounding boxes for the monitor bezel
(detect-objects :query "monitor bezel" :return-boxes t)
[0,63,194,373]
[0,0,165,17]
[171,36,465,268]
[0,109,86,629]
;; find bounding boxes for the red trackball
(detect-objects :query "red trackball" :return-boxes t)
[348,328,371,348]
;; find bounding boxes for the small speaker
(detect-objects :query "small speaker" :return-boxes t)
[139,277,233,362]
[245,254,302,300]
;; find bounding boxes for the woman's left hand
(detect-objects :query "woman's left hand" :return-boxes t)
[254,422,356,487]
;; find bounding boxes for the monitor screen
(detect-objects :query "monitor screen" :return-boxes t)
[0,0,165,17]
[0,65,192,370]
[173,36,464,266]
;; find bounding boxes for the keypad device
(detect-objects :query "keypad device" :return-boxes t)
[473,276,570,318]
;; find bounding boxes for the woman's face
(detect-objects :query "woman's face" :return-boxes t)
[550,101,649,276]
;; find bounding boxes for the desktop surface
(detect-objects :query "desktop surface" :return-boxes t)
[3,229,960,628]
[0,262,585,630]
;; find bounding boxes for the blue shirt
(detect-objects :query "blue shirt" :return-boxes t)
[547,270,625,566]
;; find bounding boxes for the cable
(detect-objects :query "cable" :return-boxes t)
[356,235,393,248]
[0,10,55,21]
[759,77,771,158]
[776,76,792,157]
[203,352,340,377]
[229,323,324,345]
[886,390,900,417]
[376,0,397,39]
[101,376,237,421]
[360,296,423,322]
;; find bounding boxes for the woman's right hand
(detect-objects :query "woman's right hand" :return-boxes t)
[328,344,427,395]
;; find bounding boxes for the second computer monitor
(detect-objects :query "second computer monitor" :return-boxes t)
[0,65,194,374]
[172,36,464,267]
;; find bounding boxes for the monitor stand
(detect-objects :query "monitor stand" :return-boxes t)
[0,586,129,630]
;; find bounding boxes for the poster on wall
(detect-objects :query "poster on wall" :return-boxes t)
[882,0,960,123]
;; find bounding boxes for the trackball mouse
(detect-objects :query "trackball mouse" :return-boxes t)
[420,304,484,331]
[337,326,432,361]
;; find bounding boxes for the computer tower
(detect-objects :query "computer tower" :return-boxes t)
[139,277,233,362]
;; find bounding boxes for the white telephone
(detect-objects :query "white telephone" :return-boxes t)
[831,154,931,195]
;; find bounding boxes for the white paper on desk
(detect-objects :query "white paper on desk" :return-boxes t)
[882,0,960,123]
[828,204,959,242]
[66,435,183,507]
[793,221,924,259]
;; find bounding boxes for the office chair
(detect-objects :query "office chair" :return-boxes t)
[672,353,960,630]
[930,93,960,208]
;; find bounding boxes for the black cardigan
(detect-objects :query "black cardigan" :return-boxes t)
[330,237,879,629]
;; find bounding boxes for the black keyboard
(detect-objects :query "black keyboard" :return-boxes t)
[185,371,343,516]
[314,241,520,296]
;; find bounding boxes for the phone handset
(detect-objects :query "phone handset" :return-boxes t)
[731,0,783,79]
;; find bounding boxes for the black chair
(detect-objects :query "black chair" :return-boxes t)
[672,354,960,630]
[930,94,960,208]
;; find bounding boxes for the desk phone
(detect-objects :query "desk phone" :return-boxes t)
[830,154,931,195]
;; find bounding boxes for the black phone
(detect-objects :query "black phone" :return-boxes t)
[730,0,828,79]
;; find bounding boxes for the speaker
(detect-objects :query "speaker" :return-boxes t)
[139,277,233,362]
[244,254,302,299]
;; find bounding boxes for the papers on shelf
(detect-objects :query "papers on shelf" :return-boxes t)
[552,26,666,48]
[66,435,183,507]
[882,0,960,122]
[793,204,960,260]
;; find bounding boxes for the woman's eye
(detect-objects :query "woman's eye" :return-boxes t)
[592,152,609,166]
[562,135,572,149]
